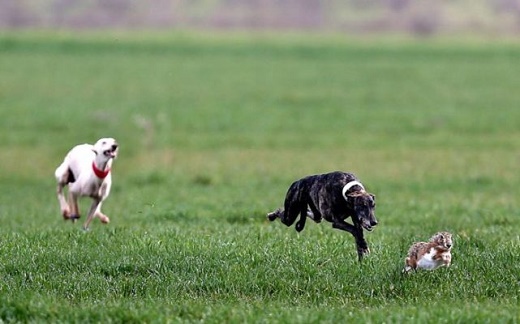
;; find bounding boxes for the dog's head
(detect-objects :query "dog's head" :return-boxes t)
[347,191,378,232]
[92,138,119,161]
[429,231,453,250]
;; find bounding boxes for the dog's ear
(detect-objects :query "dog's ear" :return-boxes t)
[370,193,375,201]
[347,191,362,198]
[92,148,98,155]
[346,192,363,207]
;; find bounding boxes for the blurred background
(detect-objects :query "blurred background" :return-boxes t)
[2,0,520,36]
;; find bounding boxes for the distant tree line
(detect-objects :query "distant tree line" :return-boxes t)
[2,0,520,35]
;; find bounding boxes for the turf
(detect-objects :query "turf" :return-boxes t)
[0,32,519,323]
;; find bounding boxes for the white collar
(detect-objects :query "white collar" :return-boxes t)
[342,180,365,200]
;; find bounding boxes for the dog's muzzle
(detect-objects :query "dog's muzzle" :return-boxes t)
[362,219,378,232]
[104,144,118,158]
[363,224,374,232]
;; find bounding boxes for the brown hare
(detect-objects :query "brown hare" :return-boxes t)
[403,231,453,273]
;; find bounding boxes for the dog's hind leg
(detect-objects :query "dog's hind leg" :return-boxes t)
[307,203,322,223]
[280,201,300,228]
[55,165,71,219]
[294,204,308,232]
[56,182,70,219]
[277,183,301,228]
[267,208,283,221]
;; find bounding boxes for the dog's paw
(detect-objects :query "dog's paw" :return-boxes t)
[357,247,370,261]
[295,221,305,232]
[267,210,281,222]
[61,208,71,219]
[99,215,110,224]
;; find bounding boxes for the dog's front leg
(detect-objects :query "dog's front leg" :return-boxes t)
[353,227,370,261]
[83,199,101,231]
[68,192,80,222]
[332,220,356,233]
[94,202,110,224]
[332,221,369,261]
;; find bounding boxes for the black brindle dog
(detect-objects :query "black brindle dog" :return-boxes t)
[267,171,378,261]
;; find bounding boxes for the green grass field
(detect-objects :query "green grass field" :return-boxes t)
[0,32,519,323]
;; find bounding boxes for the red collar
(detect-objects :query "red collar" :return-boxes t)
[92,162,110,179]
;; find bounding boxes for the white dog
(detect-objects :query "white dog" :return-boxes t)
[55,138,119,230]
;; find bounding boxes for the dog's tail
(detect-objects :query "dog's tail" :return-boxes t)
[341,180,365,200]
